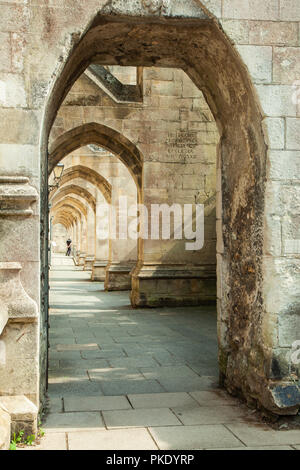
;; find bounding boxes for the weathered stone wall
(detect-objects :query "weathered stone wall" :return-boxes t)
[0,0,298,415]
[51,66,219,303]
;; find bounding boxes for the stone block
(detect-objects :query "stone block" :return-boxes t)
[286,118,300,150]
[172,404,250,425]
[68,428,158,450]
[44,411,104,432]
[0,73,27,107]
[263,118,285,149]
[0,33,12,73]
[249,21,299,46]
[0,109,39,145]
[0,405,10,450]
[236,45,272,83]
[220,20,249,44]
[273,48,300,84]
[226,423,300,446]
[103,407,181,429]
[256,85,297,117]
[223,0,279,20]
[149,424,241,449]
[0,395,37,438]
[127,392,196,409]
[64,396,131,413]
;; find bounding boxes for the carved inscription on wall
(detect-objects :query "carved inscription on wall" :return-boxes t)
[166,130,199,163]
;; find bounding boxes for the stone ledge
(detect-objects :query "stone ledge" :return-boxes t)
[0,262,38,323]
[0,176,38,217]
[0,396,38,438]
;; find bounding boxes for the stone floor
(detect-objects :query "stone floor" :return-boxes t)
[33,254,300,450]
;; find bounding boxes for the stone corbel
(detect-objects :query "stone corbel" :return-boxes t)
[0,263,38,324]
[0,176,38,217]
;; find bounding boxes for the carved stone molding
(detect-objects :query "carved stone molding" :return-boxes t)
[0,263,38,323]
[0,176,38,217]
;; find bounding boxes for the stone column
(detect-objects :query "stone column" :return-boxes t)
[79,216,87,266]
[84,206,95,271]
[92,197,110,281]
[105,191,137,291]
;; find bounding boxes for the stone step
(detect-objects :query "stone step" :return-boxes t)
[0,395,38,439]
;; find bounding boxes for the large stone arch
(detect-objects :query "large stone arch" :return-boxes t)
[39,2,300,415]
[50,184,96,213]
[49,123,143,190]
[51,197,88,220]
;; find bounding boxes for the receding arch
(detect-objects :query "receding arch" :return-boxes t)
[48,122,143,189]
[50,184,96,213]
[50,165,111,204]
[51,197,88,220]
[40,5,283,413]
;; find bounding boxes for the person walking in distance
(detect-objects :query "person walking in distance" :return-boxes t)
[66,238,72,256]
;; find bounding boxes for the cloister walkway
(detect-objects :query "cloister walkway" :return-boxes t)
[34,255,300,450]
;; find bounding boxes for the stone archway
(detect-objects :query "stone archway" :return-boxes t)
[49,123,143,191]
[39,3,298,415]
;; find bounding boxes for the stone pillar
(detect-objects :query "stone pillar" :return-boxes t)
[78,216,87,266]
[0,263,39,404]
[131,156,217,307]
[92,198,110,281]
[105,192,137,291]
[84,206,95,271]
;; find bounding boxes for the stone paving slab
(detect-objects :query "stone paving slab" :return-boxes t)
[67,429,158,450]
[189,390,240,406]
[48,370,89,382]
[157,376,218,393]
[56,343,99,352]
[128,392,197,409]
[48,381,104,397]
[108,357,160,368]
[207,446,294,450]
[88,367,143,382]
[64,396,132,412]
[103,408,182,429]
[140,365,200,379]
[59,359,110,369]
[172,404,255,425]
[81,349,126,359]
[225,423,300,447]
[25,433,67,450]
[148,424,242,450]
[44,412,104,432]
[100,379,165,396]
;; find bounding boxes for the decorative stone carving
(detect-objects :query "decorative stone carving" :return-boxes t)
[0,263,38,323]
[0,176,38,217]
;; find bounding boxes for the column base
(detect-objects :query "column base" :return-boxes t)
[84,256,95,271]
[78,253,86,266]
[104,262,136,291]
[73,250,81,265]
[131,264,216,307]
[91,260,108,281]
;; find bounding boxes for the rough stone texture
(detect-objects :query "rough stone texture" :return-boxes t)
[0,0,299,418]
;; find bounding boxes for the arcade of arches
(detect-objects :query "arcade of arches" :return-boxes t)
[0,0,299,449]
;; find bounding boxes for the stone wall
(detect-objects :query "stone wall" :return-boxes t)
[0,0,298,415]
